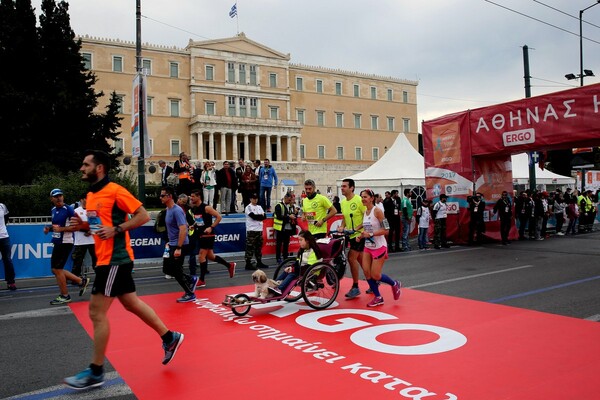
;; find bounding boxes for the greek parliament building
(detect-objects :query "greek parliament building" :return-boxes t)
[80,33,419,190]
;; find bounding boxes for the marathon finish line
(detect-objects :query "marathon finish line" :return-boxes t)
[69,279,600,399]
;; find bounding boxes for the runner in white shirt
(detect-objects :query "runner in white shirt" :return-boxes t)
[359,189,402,307]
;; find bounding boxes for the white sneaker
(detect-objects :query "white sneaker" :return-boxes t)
[556,232,564,236]
[164,274,174,279]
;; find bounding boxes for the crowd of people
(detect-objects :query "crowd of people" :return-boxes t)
[159,154,278,214]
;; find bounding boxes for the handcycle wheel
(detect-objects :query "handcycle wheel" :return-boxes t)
[301,262,339,310]
[273,257,302,302]
[232,294,252,317]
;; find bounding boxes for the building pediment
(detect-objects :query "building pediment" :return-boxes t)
[187,32,290,61]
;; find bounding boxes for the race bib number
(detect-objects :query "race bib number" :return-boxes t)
[305,211,316,222]
[194,214,205,227]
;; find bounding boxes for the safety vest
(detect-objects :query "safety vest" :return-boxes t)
[582,195,594,212]
[273,202,286,231]
[177,161,192,180]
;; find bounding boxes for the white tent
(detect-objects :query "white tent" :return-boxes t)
[510,153,575,186]
[338,133,425,194]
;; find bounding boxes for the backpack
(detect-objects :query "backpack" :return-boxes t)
[154,209,167,233]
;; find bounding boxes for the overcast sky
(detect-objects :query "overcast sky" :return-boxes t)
[33,0,600,125]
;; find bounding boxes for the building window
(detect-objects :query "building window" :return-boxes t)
[142,59,152,75]
[335,112,343,128]
[316,79,323,93]
[403,90,409,103]
[114,138,124,154]
[170,139,180,156]
[227,62,235,82]
[354,114,361,129]
[355,147,362,160]
[270,106,279,120]
[169,99,180,117]
[250,98,258,117]
[116,94,125,114]
[316,111,325,127]
[371,115,379,130]
[205,101,216,115]
[296,76,303,91]
[239,64,246,84]
[82,52,92,70]
[249,65,257,85]
[146,97,153,116]
[387,117,395,132]
[387,88,393,101]
[370,86,377,99]
[112,56,123,72]
[228,96,236,116]
[353,84,359,97]
[403,118,410,133]
[300,144,305,159]
[269,73,277,88]
[297,109,305,124]
[337,146,344,160]
[335,81,342,95]
[167,62,177,78]
[318,145,325,159]
[239,97,247,117]
[205,65,214,81]
[372,147,379,161]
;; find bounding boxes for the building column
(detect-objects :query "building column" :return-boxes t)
[232,133,238,161]
[220,132,227,161]
[209,132,215,161]
[255,134,261,160]
[286,135,292,162]
[296,135,301,162]
[266,134,272,161]
[197,132,204,161]
[276,134,282,162]
[244,133,250,161]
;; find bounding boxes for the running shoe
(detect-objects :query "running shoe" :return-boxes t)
[367,296,384,307]
[345,287,360,299]
[164,274,174,279]
[79,277,90,296]
[162,332,184,365]
[197,279,206,288]
[50,295,72,305]
[176,293,196,303]
[8,283,16,291]
[228,262,236,278]
[64,367,105,390]
[392,280,402,301]
[190,275,199,292]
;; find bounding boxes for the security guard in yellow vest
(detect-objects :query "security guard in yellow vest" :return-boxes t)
[274,192,297,263]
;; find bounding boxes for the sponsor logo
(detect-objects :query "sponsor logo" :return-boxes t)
[502,129,535,147]
[446,202,460,214]
[445,184,469,195]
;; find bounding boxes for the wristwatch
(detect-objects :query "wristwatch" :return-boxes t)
[114,225,124,234]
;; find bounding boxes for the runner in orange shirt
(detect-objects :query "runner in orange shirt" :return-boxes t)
[64,150,184,390]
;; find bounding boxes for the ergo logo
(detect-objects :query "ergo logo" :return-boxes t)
[502,128,535,147]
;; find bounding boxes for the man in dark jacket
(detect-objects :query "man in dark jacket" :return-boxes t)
[493,191,512,245]
[216,161,238,215]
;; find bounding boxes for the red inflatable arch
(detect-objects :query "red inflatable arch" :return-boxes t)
[422,82,600,244]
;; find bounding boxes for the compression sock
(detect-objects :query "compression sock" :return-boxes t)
[214,255,229,268]
[367,279,381,297]
[379,274,395,286]
[200,261,208,281]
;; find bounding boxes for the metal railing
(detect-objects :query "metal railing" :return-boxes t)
[9,216,52,224]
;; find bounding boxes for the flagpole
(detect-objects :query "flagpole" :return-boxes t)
[236,2,239,34]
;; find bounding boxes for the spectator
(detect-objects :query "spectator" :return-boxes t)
[493,191,512,245]
[400,188,414,251]
[416,199,431,250]
[199,161,217,206]
[0,201,16,291]
[239,164,258,208]
[158,160,173,187]
[258,158,278,212]
[433,194,449,249]
[173,152,195,195]
[244,193,268,270]
[216,161,237,215]
[383,190,400,252]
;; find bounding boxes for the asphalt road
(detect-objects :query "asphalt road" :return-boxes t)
[1,231,599,399]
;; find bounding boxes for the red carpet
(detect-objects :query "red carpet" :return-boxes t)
[70,279,600,399]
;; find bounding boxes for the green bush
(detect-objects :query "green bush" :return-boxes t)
[1,171,138,217]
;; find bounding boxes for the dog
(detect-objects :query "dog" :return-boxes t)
[252,269,279,299]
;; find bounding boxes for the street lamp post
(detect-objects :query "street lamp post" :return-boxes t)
[568,1,600,86]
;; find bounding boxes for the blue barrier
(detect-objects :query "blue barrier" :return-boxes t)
[1,217,249,279]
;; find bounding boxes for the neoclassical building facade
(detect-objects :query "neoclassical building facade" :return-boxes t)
[80,33,419,186]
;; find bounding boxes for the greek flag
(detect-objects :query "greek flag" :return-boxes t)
[229,3,237,18]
